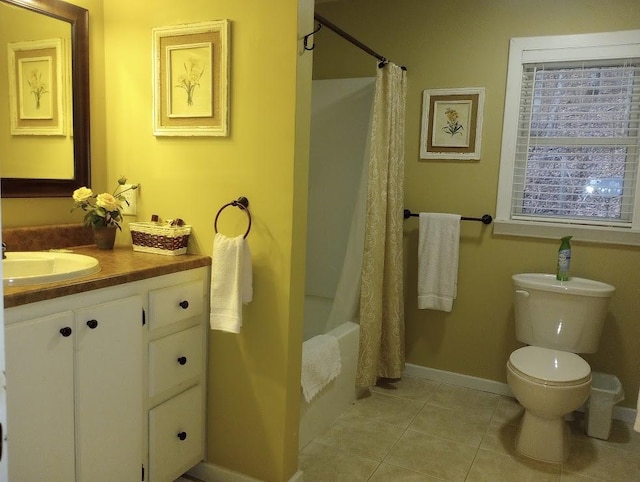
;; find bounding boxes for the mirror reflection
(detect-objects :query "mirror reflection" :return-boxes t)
[0,0,90,198]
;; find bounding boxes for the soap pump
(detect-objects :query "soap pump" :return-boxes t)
[556,236,572,281]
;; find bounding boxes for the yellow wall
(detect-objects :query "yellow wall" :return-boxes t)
[313,0,640,409]
[100,1,310,480]
[1,0,312,480]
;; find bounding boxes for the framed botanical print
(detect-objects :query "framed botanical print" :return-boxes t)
[7,38,66,135]
[152,20,229,136]
[420,87,485,160]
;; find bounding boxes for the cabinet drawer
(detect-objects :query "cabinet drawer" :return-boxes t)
[149,280,204,330]
[149,385,203,482]
[149,325,204,398]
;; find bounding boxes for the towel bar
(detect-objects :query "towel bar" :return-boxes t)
[403,209,492,225]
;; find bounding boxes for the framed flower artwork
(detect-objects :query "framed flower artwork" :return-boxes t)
[420,87,485,160]
[152,20,229,136]
[7,38,66,136]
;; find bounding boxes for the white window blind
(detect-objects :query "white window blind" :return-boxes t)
[512,60,640,227]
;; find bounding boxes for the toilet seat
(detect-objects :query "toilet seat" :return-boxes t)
[509,346,591,386]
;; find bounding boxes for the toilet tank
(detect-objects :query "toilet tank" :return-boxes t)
[512,273,615,354]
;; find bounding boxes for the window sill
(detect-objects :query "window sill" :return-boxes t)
[493,220,640,246]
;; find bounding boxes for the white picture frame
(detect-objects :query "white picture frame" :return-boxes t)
[152,20,230,137]
[420,87,485,160]
[7,38,66,136]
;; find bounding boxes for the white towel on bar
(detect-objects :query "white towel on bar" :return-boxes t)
[418,212,461,312]
[210,233,253,333]
[301,334,341,403]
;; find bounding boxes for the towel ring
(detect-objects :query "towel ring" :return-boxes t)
[214,196,252,239]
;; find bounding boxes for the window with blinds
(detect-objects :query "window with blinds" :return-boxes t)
[495,30,640,245]
[513,60,640,226]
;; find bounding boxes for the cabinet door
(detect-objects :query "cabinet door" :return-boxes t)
[74,296,143,482]
[5,312,76,482]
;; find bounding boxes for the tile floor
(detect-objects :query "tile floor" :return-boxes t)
[298,376,640,481]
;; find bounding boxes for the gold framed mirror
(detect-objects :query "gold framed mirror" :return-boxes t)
[0,0,90,198]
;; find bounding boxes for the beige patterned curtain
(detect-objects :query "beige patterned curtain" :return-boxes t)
[356,63,407,388]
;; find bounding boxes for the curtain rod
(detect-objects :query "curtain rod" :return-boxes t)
[308,13,406,70]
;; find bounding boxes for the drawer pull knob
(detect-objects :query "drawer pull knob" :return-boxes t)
[179,300,189,309]
[177,356,188,365]
[177,431,187,441]
[59,327,72,337]
[86,319,99,329]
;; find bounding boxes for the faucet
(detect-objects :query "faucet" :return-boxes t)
[2,242,6,259]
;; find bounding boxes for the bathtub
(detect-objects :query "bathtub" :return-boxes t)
[299,297,360,450]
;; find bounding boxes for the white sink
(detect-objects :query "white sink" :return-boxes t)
[3,251,100,287]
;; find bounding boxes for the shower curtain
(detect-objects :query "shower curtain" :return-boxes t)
[356,63,407,388]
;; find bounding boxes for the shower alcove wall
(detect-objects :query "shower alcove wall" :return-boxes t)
[300,77,375,449]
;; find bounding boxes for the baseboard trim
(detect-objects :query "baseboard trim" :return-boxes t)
[403,363,637,424]
[186,462,303,482]
[404,363,514,397]
[186,461,262,482]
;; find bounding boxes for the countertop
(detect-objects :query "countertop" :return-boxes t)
[3,245,211,308]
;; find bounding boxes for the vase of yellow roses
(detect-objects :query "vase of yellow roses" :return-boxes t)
[72,177,139,250]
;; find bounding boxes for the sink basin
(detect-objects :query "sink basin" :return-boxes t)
[3,251,100,287]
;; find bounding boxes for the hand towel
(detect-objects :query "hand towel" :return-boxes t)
[301,334,341,403]
[210,233,253,333]
[418,212,461,312]
[635,387,640,432]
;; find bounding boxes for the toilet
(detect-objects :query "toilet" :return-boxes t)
[506,273,615,464]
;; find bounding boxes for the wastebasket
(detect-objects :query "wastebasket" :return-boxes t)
[585,372,625,440]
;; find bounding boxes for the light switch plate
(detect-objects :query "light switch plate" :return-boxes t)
[120,184,137,216]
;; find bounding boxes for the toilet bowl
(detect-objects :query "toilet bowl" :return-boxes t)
[507,274,614,464]
[507,346,591,463]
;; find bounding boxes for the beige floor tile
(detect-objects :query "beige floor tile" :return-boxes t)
[408,403,492,447]
[560,472,607,481]
[298,441,379,482]
[383,430,477,481]
[371,375,440,404]
[428,383,500,419]
[300,379,640,482]
[479,418,520,457]
[563,436,640,481]
[466,448,561,482]
[345,391,423,428]
[369,462,445,481]
[492,396,524,426]
[316,412,404,461]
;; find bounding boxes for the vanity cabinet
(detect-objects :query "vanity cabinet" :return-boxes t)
[5,295,143,482]
[4,264,210,482]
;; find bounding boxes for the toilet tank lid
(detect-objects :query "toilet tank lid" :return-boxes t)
[509,346,591,383]
[512,273,615,298]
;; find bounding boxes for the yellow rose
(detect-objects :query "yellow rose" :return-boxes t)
[72,186,93,203]
[96,193,120,212]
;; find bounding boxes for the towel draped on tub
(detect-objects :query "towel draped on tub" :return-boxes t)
[301,334,342,403]
[635,387,640,432]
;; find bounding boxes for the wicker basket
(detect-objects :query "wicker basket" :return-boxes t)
[129,222,191,256]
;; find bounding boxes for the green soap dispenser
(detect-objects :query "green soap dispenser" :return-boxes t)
[556,236,572,281]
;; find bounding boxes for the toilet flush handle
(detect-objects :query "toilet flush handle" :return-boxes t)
[515,289,530,298]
